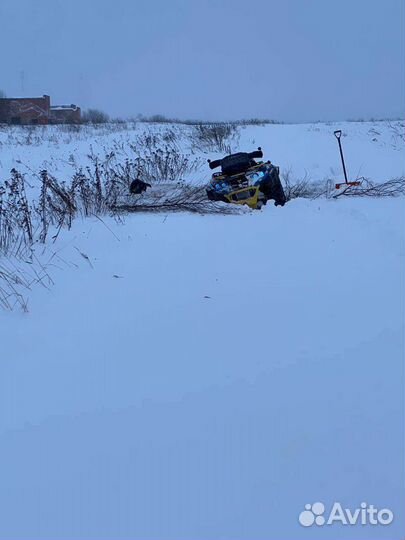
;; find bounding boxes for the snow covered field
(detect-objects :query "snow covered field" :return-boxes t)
[0,121,404,539]
[0,120,404,189]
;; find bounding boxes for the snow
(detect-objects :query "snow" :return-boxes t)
[50,106,79,111]
[0,120,404,190]
[0,122,404,539]
[237,121,405,184]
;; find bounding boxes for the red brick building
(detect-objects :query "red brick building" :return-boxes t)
[0,95,51,125]
[50,104,81,124]
[0,95,81,124]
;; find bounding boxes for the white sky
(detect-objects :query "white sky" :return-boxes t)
[0,0,404,122]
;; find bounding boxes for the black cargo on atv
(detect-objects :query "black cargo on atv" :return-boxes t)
[206,148,286,209]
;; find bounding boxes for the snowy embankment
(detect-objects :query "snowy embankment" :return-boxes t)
[0,121,404,539]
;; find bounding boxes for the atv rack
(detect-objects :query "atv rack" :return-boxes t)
[334,130,361,189]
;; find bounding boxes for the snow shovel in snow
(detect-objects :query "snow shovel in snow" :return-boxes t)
[334,130,361,189]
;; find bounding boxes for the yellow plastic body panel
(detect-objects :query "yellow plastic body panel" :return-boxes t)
[224,186,260,209]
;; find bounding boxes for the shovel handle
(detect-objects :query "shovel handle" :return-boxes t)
[334,130,342,139]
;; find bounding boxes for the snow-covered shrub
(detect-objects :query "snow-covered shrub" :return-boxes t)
[281,169,326,200]
[0,169,33,255]
[330,177,405,198]
[191,123,239,153]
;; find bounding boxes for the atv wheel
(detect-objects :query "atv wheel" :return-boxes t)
[261,167,286,206]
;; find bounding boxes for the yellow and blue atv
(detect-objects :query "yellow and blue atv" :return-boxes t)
[206,148,286,209]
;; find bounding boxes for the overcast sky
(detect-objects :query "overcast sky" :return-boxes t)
[0,0,403,122]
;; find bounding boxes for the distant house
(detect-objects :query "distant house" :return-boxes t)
[0,95,81,125]
[50,104,81,124]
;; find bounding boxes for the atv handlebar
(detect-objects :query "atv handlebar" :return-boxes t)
[248,148,263,159]
[208,158,221,170]
[208,148,263,169]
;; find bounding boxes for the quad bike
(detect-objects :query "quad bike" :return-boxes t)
[206,148,286,209]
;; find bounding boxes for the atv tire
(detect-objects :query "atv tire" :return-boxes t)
[261,167,286,206]
[206,189,227,203]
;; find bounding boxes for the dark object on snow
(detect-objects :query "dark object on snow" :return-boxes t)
[334,131,361,189]
[130,178,152,194]
[206,148,286,209]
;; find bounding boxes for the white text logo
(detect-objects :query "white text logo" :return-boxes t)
[298,502,394,527]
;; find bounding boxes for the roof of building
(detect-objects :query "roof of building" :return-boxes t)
[0,95,50,101]
[50,105,80,111]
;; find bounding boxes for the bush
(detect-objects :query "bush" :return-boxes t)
[82,108,110,124]
[191,123,239,153]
